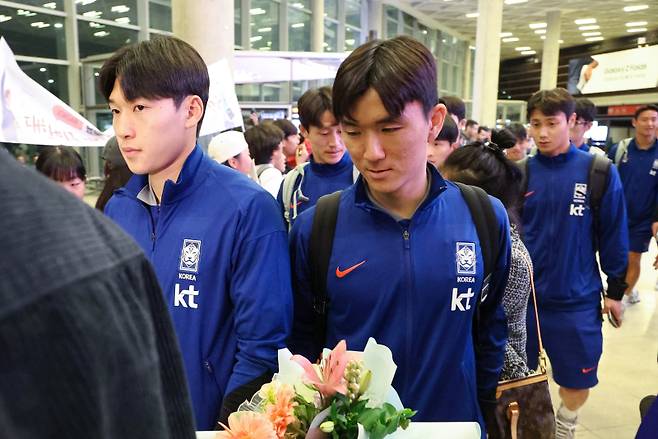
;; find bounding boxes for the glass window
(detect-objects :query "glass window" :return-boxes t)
[345,0,361,28]
[78,21,139,58]
[18,0,64,11]
[17,62,68,102]
[0,6,67,59]
[344,26,361,51]
[324,0,337,20]
[76,0,138,26]
[402,12,414,36]
[324,20,338,52]
[385,5,397,20]
[149,0,172,31]
[234,0,241,47]
[251,0,279,51]
[288,8,310,52]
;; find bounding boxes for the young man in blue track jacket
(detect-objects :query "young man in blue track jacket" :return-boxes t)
[289,36,511,436]
[607,105,658,304]
[523,88,628,438]
[277,87,355,229]
[98,37,293,430]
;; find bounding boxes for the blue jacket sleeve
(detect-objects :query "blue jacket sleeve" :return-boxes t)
[607,144,618,161]
[597,164,629,299]
[476,196,511,402]
[224,191,294,395]
[287,207,319,360]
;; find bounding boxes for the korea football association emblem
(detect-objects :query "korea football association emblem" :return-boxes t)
[456,242,476,275]
[179,239,202,273]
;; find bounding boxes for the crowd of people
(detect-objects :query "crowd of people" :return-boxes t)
[2,33,658,439]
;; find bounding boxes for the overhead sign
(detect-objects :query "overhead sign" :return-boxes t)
[580,45,658,94]
[199,59,244,136]
[0,37,108,146]
[607,104,644,116]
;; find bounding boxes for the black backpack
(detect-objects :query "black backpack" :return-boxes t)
[307,183,500,357]
[517,154,611,249]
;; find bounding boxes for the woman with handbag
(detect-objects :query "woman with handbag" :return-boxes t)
[441,129,555,439]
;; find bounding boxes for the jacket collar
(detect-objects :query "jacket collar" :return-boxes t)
[353,163,448,213]
[535,143,577,165]
[122,144,209,205]
[309,153,353,176]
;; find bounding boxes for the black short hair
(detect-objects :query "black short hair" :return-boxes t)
[98,36,209,137]
[507,123,527,142]
[36,146,86,182]
[439,95,466,121]
[527,88,575,121]
[634,104,658,120]
[465,119,479,128]
[443,143,523,225]
[574,98,597,122]
[297,87,333,130]
[245,123,284,165]
[272,119,298,137]
[435,115,459,144]
[478,126,491,134]
[332,36,438,123]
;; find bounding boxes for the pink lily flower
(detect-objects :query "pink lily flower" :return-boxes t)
[291,340,351,400]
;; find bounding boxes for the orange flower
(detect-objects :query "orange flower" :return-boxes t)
[215,412,277,439]
[265,384,298,438]
[291,340,351,399]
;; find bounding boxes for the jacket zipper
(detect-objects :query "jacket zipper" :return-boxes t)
[401,224,412,391]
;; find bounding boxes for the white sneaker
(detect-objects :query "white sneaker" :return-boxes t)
[627,289,641,304]
[555,408,577,439]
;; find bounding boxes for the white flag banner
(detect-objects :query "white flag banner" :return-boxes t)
[581,45,658,94]
[0,37,108,146]
[199,59,243,137]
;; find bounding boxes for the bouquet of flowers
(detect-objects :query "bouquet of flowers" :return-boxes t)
[216,338,415,439]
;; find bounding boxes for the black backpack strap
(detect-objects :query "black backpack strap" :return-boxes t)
[308,191,342,358]
[516,157,529,220]
[454,182,499,292]
[588,154,611,251]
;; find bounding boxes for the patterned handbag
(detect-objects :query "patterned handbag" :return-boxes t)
[487,264,555,439]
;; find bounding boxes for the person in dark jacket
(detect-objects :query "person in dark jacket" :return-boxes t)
[98,36,293,430]
[0,147,195,439]
[523,88,628,439]
[289,36,511,437]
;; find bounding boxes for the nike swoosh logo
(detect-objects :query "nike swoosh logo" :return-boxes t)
[525,191,535,198]
[581,366,597,374]
[336,260,367,278]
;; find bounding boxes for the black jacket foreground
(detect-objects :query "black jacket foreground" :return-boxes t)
[0,149,195,439]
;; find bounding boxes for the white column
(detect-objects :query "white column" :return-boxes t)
[312,0,324,52]
[173,0,233,68]
[367,0,383,41]
[540,10,561,90]
[471,0,503,126]
[63,0,80,111]
[463,46,473,102]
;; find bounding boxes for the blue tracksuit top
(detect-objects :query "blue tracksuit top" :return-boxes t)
[277,153,354,227]
[607,138,658,229]
[105,145,293,430]
[522,145,628,311]
[289,165,511,432]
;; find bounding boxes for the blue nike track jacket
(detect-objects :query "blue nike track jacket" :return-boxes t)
[289,165,511,433]
[105,145,293,430]
[522,145,628,311]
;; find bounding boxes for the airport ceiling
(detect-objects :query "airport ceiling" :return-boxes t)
[401,0,658,59]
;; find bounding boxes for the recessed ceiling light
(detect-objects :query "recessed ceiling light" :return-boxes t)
[582,31,601,36]
[627,27,647,32]
[43,2,56,8]
[521,50,536,55]
[574,18,597,25]
[626,21,648,26]
[93,30,109,37]
[39,67,47,72]
[0,15,12,22]
[54,22,63,28]
[623,5,648,12]
[540,36,546,40]
[578,25,600,31]
[48,79,54,84]
[529,22,547,29]
[466,12,479,18]
[257,27,271,32]
[559,39,564,43]
[505,0,528,4]
[291,23,305,28]
[249,8,266,15]
[250,35,263,42]
[586,36,604,41]
[515,46,532,51]
[534,29,546,34]
[502,37,520,42]
[500,32,514,37]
